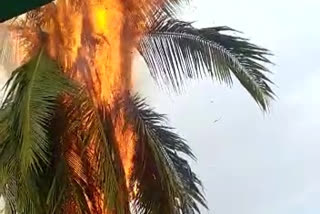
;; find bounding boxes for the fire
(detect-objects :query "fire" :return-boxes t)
[46,0,135,194]
[7,0,168,212]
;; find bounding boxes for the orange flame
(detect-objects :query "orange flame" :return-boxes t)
[45,1,139,193]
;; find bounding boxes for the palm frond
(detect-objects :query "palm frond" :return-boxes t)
[138,0,188,17]
[0,105,17,214]
[139,18,274,110]
[42,106,89,214]
[62,88,130,213]
[124,95,206,214]
[2,48,73,176]
[161,0,188,14]
[0,48,78,213]
[0,111,37,214]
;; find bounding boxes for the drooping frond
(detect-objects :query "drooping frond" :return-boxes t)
[139,18,274,110]
[0,49,77,213]
[124,95,207,214]
[63,89,130,213]
[0,103,19,214]
[43,101,92,214]
[2,48,73,176]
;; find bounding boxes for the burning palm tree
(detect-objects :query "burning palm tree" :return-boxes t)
[0,0,274,213]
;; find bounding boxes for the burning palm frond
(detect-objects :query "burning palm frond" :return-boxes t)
[0,0,274,213]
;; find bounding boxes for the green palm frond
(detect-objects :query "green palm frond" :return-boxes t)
[0,104,17,214]
[2,48,73,176]
[0,48,77,213]
[139,18,274,110]
[124,95,206,214]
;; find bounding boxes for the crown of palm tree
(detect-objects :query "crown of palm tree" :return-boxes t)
[0,1,274,213]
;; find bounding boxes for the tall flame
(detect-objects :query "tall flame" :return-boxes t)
[46,0,142,189]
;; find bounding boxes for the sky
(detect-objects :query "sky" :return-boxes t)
[1,0,320,213]
[134,0,320,213]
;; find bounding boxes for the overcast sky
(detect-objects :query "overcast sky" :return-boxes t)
[135,0,320,213]
[1,0,320,213]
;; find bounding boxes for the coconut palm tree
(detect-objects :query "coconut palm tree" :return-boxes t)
[0,0,274,213]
